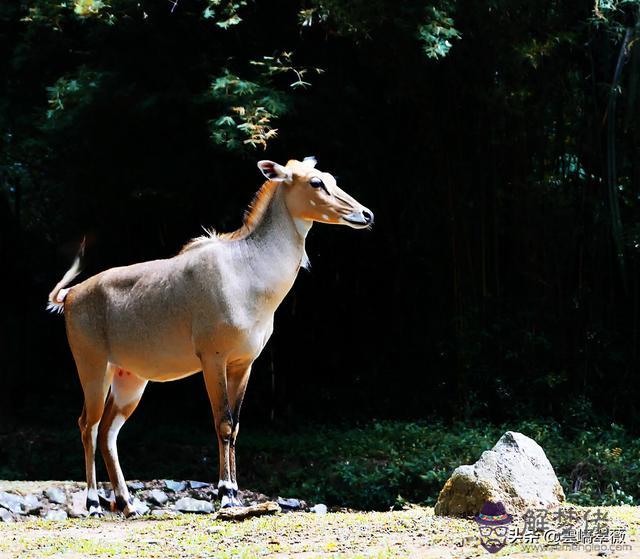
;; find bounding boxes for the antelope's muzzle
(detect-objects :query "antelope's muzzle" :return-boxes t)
[343,208,374,227]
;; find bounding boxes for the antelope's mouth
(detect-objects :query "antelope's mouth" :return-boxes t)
[342,209,374,228]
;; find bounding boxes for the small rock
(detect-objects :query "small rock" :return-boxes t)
[277,497,301,509]
[132,497,150,515]
[24,494,42,515]
[0,508,14,523]
[149,489,169,506]
[164,480,187,492]
[188,480,210,490]
[174,497,214,514]
[45,487,67,505]
[127,481,145,491]
[97,487,115,500]
[68,492,88,518]
[216,501,280,521]
[45,509,68,521]
[310,504,327,514]
[0,492,25,514]
[150,509,179,518]
[238,489,268,503]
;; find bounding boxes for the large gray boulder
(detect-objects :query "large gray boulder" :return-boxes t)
[434,431,565,517]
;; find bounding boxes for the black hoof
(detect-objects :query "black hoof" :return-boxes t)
[220,498,243,508]
[115,495,140,518]
[87,497,104,517]
[98,494,113,509]
[218,484,242,508]
[115,496,130,512]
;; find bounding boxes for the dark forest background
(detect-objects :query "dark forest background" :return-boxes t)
[2,0,640,501]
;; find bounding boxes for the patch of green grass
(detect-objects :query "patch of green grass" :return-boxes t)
[2,419,639,510]
[236,419,640,510]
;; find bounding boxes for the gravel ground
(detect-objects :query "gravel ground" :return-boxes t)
[1,501,639,558]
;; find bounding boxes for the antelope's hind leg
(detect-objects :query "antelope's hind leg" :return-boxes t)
[76,358,113,517]
[98,367,147,518]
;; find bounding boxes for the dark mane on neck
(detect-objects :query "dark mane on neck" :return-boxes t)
[220,180,279,240]
[179,181,279,253]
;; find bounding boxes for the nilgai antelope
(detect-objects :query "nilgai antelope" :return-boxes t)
[48,157,373,516]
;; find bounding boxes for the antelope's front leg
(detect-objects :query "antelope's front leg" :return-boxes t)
[201,354,240,508]
[227,363,252,503]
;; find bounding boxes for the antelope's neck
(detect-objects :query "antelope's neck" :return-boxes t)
[240,186,311,304]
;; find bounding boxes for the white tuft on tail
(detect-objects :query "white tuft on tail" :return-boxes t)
[46,288,70,314]
[47,240,85,314]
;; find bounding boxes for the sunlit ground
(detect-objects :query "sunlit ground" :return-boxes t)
[1,505,639,558]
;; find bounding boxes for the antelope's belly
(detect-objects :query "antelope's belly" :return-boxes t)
[108,317,274,379]
[109,335,201,381]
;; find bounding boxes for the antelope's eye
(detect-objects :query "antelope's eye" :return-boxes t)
[309,177,324,189]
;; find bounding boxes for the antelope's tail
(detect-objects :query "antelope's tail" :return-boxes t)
[47,239,85,314]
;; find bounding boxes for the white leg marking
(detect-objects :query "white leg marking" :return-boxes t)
[107,414,126,456]
[218,479,239,508]
[218,479,238,491]
[87,485,101,515]
[86,423,103,515]
[89,423,99,447]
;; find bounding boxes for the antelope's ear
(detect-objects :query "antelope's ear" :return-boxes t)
[258,160,292,182]
[302,156,317,168]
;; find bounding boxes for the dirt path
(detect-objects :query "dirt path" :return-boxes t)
[1,505,639,558]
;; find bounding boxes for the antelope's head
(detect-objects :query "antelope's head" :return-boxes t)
[258,157,374,230]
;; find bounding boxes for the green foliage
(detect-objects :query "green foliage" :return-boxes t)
[209,53,322,150]
[300,0,460,58]
[532,421,640,507]
[236,420,640,510]
[15,0,460,159]
[210,70,283,150]
[24,0,132,26]
[45,69,103,122]
[203,0,248,29]
[298,0,395,37]
[594,0,640,20]
[592,0,640,41]
[3,420,639,510]
[417,6,461,59]
[72,0,108,18]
